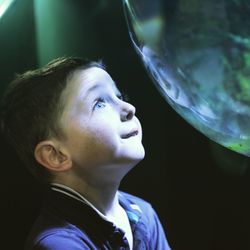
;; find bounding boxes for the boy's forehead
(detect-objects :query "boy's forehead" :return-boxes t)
[74,67,119,92]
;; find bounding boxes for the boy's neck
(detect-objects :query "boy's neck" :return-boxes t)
[52,176,121,217]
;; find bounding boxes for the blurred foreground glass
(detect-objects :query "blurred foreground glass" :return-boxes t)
[123,0,250,157]
[0,0,15,19]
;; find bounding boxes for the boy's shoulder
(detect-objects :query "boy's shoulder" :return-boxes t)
[118,190,156,217]
[118,190,150,205]
[119,191,171,250]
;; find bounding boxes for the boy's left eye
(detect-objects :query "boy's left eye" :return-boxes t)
[93,93,129,110]
[94,98,106,110]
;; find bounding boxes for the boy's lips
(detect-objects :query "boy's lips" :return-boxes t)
[121,129,139,139]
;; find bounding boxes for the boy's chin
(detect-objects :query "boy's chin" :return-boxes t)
[117,145,145,166]
[127,149,146,165]
[135,149,145,162]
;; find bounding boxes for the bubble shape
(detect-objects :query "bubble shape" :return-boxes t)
[123,0,250,157]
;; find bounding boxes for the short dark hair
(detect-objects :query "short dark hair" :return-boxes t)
[0,57,104,183]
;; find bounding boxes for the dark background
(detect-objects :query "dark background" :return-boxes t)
[1,1,250,249]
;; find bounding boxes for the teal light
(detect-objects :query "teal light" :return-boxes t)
[0,0,15,19]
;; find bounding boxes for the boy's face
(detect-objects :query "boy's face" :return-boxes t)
[59,67,145,175]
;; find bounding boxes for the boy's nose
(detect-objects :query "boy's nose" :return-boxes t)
[120,101,136,121]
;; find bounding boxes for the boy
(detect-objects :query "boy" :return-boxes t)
[0,57,171,249]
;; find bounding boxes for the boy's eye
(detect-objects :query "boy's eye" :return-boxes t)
[117,93,129,102]
[94,98,106,110]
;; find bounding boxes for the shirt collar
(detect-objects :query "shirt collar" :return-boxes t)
[50,182,110,221]
[50,183,142,225]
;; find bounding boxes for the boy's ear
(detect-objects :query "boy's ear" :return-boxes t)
[34,140,72,172]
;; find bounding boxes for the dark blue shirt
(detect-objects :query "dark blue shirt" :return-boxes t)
[25,186,171,249]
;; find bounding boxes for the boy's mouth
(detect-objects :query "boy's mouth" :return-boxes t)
[121,130,139,139]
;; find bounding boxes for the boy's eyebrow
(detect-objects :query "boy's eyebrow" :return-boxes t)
[83,82,120,99]
[84,84,103,98]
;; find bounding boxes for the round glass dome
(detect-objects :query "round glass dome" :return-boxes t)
[123,0,250,157]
